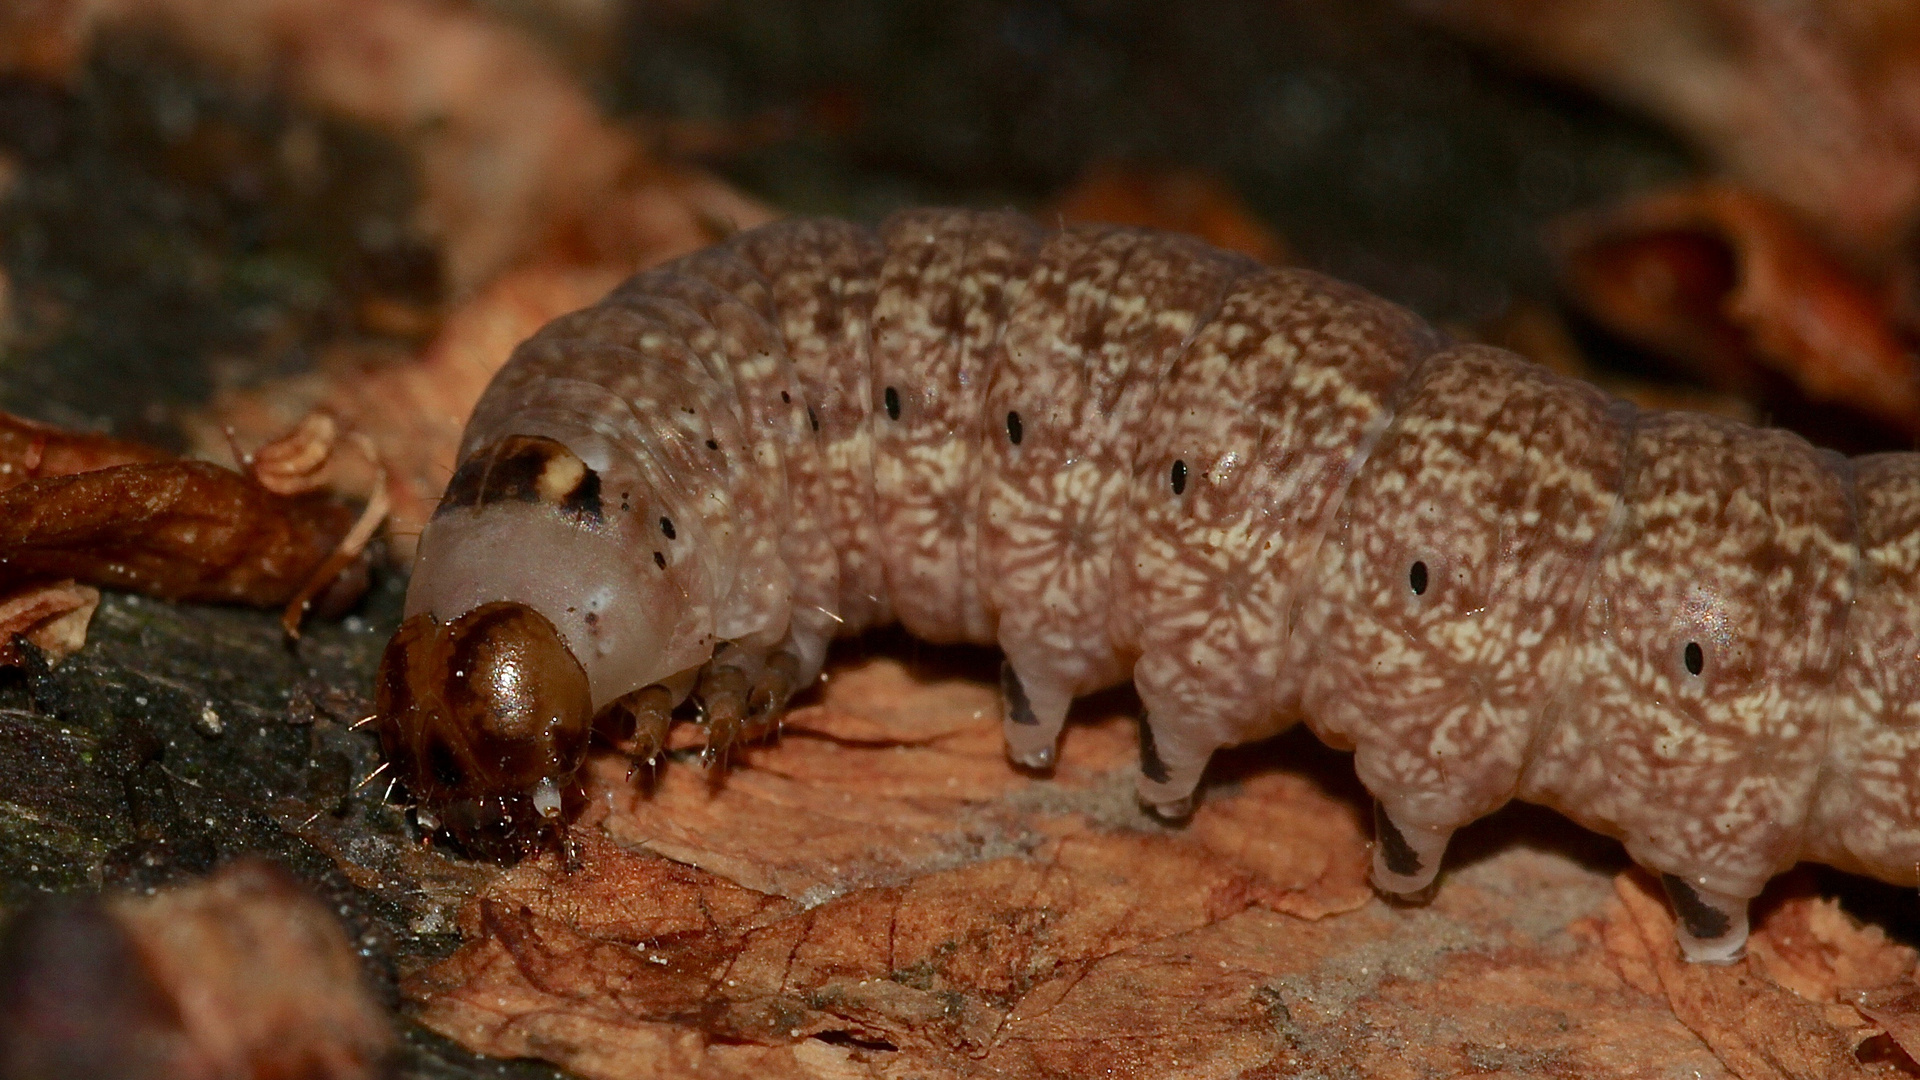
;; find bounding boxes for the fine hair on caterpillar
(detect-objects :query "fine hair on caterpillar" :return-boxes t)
[375,209,1918,965]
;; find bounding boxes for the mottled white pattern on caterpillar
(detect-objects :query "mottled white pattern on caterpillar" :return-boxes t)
[379,209,1920,966]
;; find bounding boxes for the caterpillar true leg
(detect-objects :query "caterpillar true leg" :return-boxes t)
[697,643,759,764]
[598,684,674,765]
[743,649,804,737]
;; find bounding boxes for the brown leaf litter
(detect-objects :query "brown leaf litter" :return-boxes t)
[0,859,392,1080]
[374,655,1920,1079]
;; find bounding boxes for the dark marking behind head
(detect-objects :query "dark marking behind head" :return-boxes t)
[1374,803,1423,877]
[434,435,603,524]
[441,453,490,511]
[1661,874,1732,940]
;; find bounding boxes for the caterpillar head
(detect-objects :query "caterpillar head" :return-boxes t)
[377,434,699,859]
[375,600,591,859]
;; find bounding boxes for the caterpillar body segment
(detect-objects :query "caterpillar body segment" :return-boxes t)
[377,209,1920,963]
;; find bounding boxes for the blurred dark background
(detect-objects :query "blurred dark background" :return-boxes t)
[0,0,1691,436]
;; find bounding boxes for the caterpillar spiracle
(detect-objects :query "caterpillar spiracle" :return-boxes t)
[375,209,1915,965]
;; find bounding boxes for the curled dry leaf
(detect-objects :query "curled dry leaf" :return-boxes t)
[1412,0,1920,270]
[1053,164,1290,264]
[0,460,360,606]
[0,859,393,1080]
[0,410,369,663]
[0,578,99,666]
[1554,184,1920,437]
[243,410,339,497]
[1855,982,1920,1068]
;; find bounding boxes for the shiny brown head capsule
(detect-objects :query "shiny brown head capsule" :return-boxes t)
[375,601,593,860]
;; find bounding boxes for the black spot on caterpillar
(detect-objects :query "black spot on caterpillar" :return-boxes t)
[377,208,1920,964]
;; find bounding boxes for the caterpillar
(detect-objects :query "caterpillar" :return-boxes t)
[375,208,1918,966]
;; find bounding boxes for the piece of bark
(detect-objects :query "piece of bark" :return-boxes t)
[1555,184,1920,436]
[0,859,392,1080]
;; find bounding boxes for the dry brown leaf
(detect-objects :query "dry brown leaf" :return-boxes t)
[1598,871,1893,1079]
[0,860,391,1080]
[392,656,1822,1079]
[1054,164,1290,264]
[1414,0,1920,270]
[1855,982,1920,1067]
[1747,884,1917,1005]
[244,410,340,497]
[0,460,357,607]
[1555,184,1920,436]
[0,411,369,644]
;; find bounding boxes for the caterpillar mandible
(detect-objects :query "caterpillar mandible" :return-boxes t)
[375,208,1914,966]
